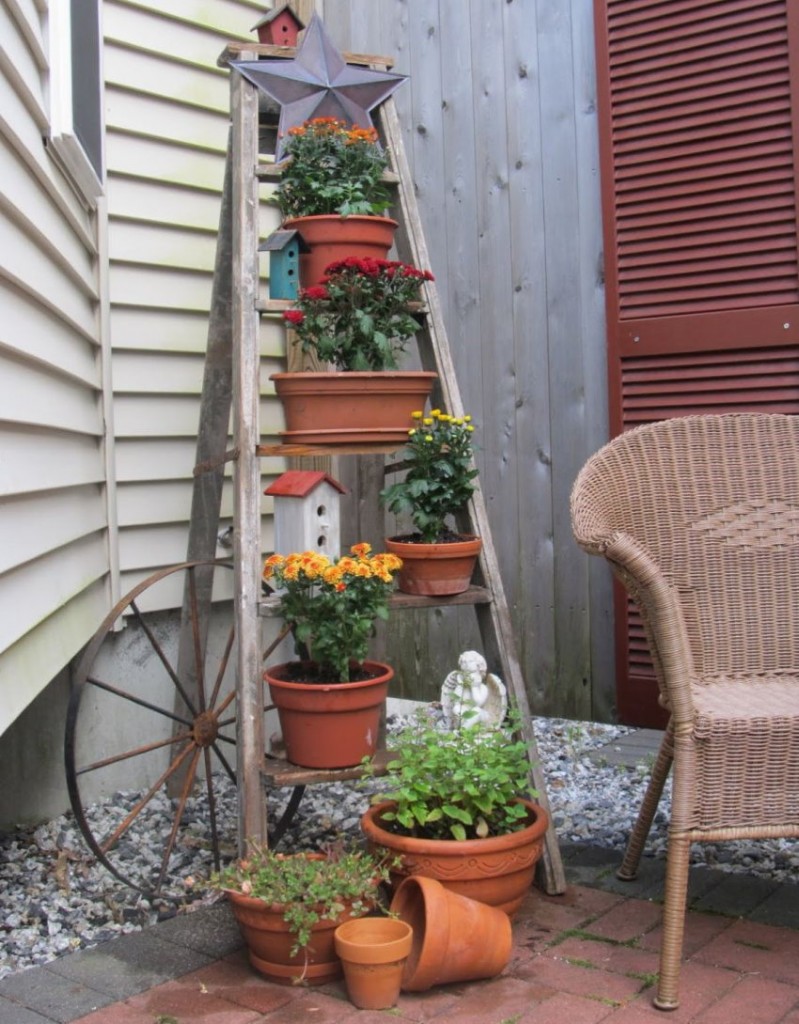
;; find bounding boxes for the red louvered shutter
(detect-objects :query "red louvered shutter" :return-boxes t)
[594,0,799,726]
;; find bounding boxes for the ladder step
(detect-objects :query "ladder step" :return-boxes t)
[257,441,402,457]
[262,746,394,787]
[259,585,492,618]
[256,163,400,185]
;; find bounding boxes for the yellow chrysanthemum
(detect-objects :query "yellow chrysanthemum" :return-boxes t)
[411,410,423,420]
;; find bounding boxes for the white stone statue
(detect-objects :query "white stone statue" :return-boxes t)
[440,650,507,730]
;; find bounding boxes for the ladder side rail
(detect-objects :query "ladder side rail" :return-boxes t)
[172,136,236,753]
[379,98,565,894]
[231,64,267,850]
[474,602,566,894]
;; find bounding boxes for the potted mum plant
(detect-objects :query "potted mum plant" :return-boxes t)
[274,116,398,288]
[207,841,392,986]
[360,707,549,916]
[380,409,482,594]
[272,257,438,444]
[262,543,402,768]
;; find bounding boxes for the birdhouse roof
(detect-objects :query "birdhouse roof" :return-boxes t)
[264,470,348,498]
[251,4,304,32]
[259,228,309,253]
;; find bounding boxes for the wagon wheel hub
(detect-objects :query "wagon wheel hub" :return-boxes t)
[193,710,220,747]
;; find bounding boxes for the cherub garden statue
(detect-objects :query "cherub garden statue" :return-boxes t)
[440,650,507,730]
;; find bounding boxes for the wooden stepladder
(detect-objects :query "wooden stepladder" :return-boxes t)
[184,38,566,896]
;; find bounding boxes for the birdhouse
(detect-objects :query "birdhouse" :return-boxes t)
[260,229,308,300]
[264,471,348,558]
[251,4,304,47]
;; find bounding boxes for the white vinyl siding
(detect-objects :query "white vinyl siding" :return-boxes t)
[0,0,280,737]
[103,0,281,597]
[0,1,107,735]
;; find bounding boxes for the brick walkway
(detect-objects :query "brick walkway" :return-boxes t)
[3,842,799,1023]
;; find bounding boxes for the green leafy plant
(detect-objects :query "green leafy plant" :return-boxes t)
[283,256,433,371]
[362,708,535,841]
[207,843,391,955]
[274,116,391,219]
[380,409,479,543]
[262,543,402,683]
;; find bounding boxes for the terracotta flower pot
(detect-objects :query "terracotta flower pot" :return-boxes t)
[390,875,512,991]
[283,214,399,288]
[385,534,482,596]
[334,916,413,1009]
[265,660,392,769]
[271,371,438,445]
[227,888,354,986]
[360,797,548,916]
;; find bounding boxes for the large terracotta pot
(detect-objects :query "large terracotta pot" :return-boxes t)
[390,875,511,991]
[271,371,437,446]
[385,534,482,596]
[283,214,399,288]
[227,887,356,986]
[361,797,548,916]
[334,917,413,1009]
[265,660,392,769]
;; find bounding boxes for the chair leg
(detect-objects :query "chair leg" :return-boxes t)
[617,723,674,880]
[654,833,691,1010]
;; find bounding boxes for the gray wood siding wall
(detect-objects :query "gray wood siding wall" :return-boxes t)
[320,0,615,720]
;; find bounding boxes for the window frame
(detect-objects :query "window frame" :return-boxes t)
[46,0,104,206]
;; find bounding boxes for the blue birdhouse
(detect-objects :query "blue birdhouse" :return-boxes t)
[260,229,308,300]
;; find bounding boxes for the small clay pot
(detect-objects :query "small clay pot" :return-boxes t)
[334,916,413,1009]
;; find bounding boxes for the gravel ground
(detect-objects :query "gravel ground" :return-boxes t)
[1,713,797,980]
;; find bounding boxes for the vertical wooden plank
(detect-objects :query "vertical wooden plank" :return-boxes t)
[231,63,267,850]
[499,1,552,713]
[573,2,615,721]
[534,1,593,721]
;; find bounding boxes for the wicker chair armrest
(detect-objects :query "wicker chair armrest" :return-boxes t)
[603,532,696,726]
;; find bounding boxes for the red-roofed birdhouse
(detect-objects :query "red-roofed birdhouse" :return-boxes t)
[264,470,347,557]
[251,4,304,47]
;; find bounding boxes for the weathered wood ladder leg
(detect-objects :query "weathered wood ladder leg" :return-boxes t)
[380,98,566,895]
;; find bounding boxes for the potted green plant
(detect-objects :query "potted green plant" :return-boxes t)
[207,842,392,986]
[380,409,482,594]
[360,708,549,915]
[274,116,398,288]
[262,543,402,768]
[271,257,438,443]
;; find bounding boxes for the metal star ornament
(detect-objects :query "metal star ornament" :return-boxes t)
[232,12,407,160]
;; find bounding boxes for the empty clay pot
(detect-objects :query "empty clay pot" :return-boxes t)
[390,875,512,991]
[334,916,413,1009]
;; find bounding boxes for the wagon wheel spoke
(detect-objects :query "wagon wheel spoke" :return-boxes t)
[65,560,241,897]
[75,729,195,776]
[99,742,197,855]
[155,746,204,893]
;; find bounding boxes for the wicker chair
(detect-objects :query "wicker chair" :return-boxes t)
[570,413,799,1010]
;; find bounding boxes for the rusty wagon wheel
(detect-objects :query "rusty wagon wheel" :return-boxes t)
[65,559,243,898]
